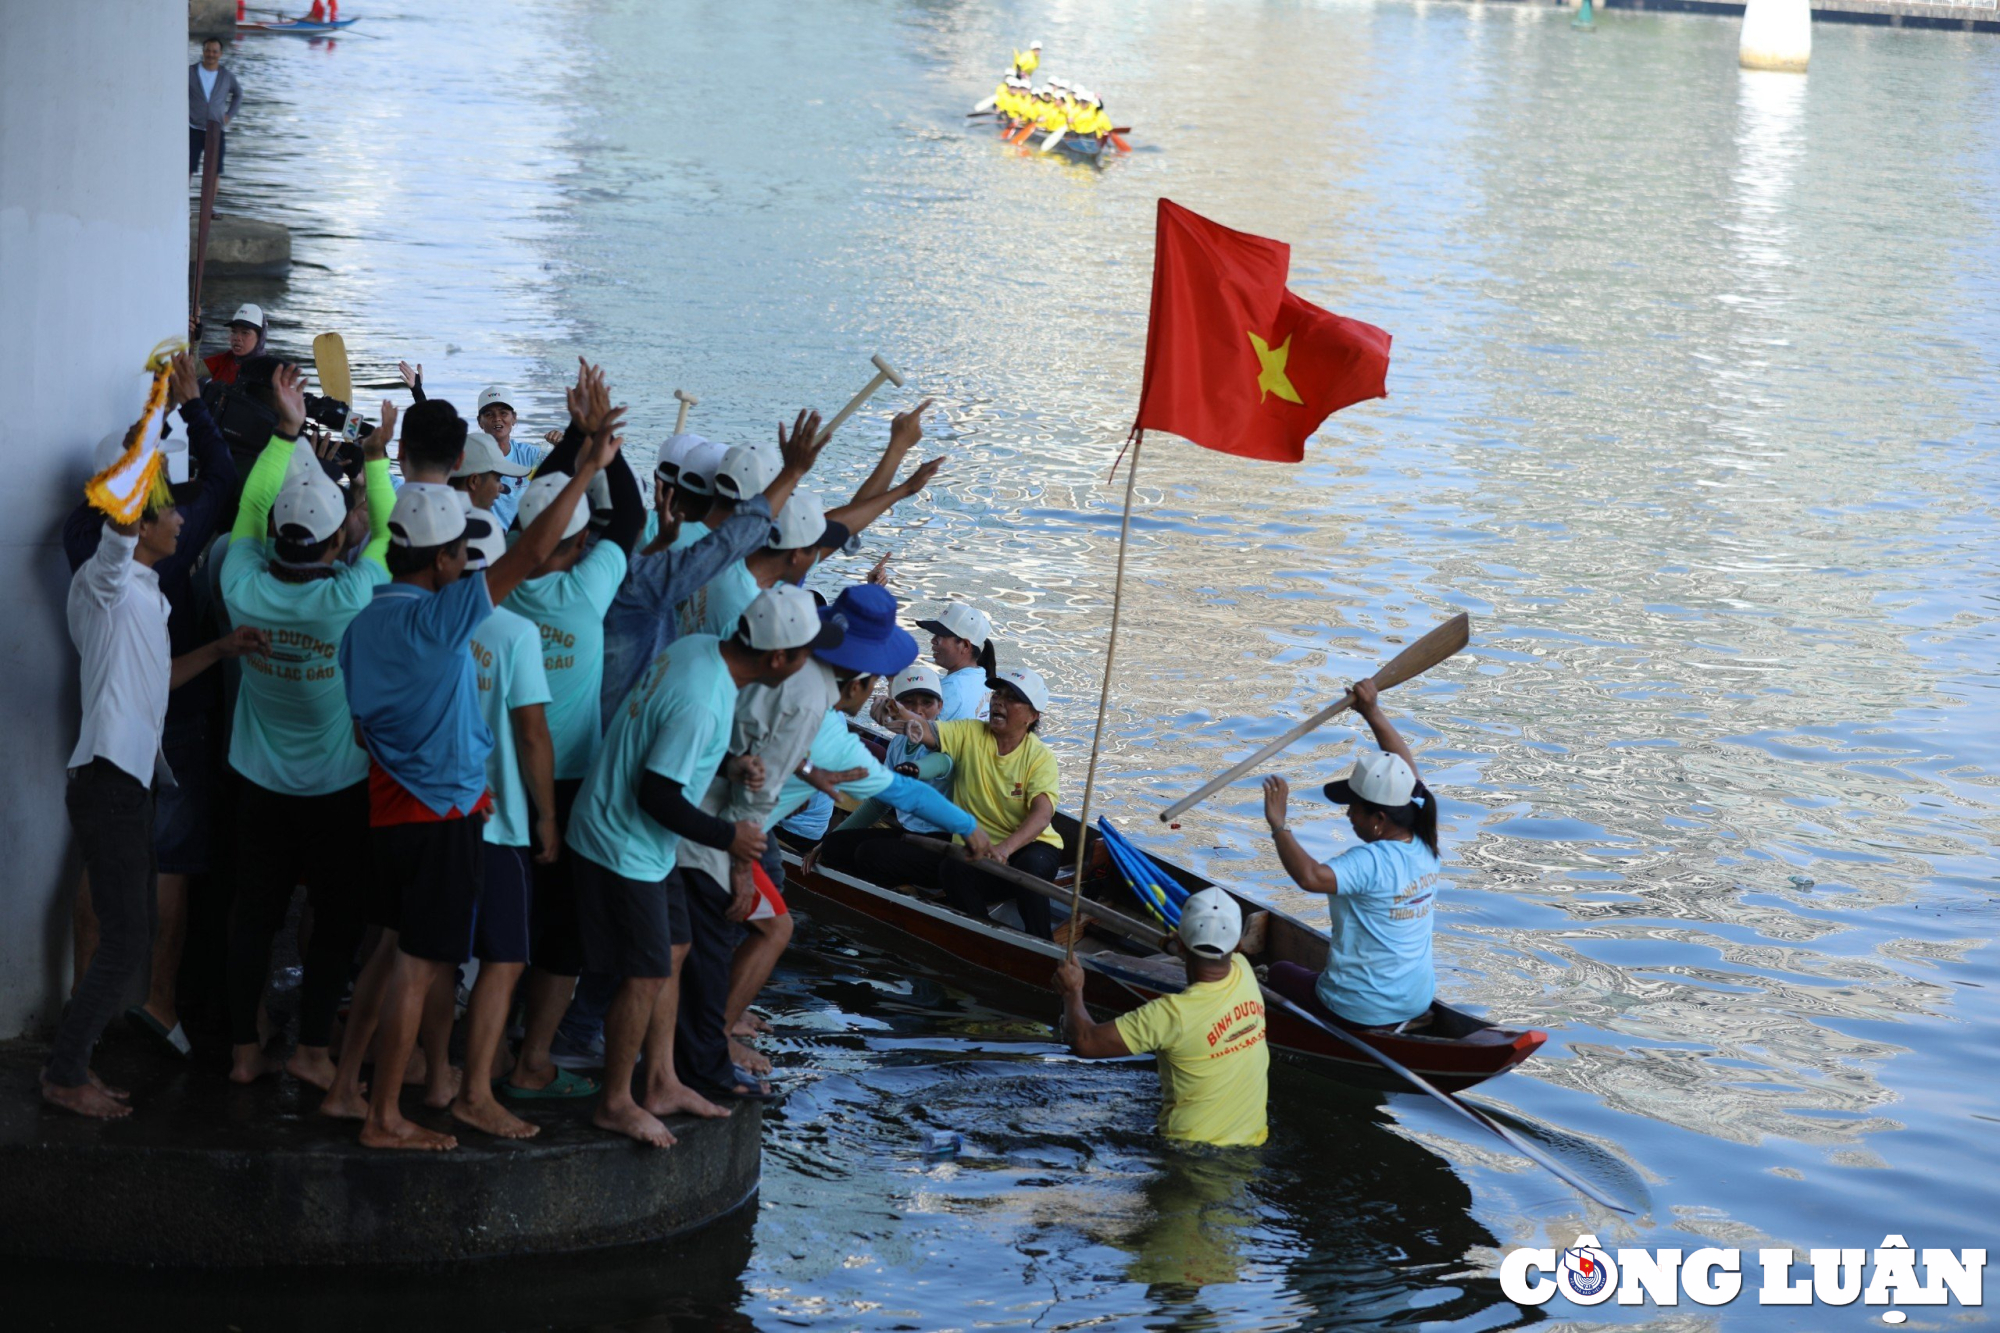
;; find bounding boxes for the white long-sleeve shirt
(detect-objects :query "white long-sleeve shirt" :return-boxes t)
[67,527,171,787]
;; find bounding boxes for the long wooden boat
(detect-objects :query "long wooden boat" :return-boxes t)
[782,759,1545,1094]
[993,120,1114,162]
[239,16,360,34]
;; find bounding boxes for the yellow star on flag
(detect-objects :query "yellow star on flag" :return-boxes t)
[1247,329,1303,405]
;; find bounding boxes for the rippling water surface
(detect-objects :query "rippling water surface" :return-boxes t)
[197,1,1999,1326]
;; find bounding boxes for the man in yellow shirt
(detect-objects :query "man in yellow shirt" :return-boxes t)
[1014,40,1041,78]
[1052,889,1270,1148]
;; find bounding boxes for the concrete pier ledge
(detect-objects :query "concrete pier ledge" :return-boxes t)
[194,213,293,277]
[0,1041,761,1268]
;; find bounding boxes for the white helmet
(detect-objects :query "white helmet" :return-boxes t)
[1177,888,1242,959]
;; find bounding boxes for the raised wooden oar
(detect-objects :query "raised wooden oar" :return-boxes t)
[672,387,698,436]
[1158,612,1471,823]
[189,119,223,328]
[814,354,904,446]
[904,836,1169,951]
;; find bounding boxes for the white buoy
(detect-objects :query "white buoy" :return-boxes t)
[1740,0,1811,72]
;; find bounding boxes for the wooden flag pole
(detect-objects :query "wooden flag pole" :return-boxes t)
[1064,433,1144,959]
[190,119,223,329]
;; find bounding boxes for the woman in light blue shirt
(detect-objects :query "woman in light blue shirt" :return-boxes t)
[1260,680,1443,1031]
[915,601,997,722]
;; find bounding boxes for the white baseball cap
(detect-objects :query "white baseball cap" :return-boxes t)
[987,664,1050,713]
[768,490,824,551]
[1177,888,1243,958]
[1030,39,1042,48]
[586,468,612,529]
[917,602,992,649]
[387,483,467,548]
[461,505,507,569]
[738,583,845,652]
[675,439,729,496]
[451,430,531,479]
[1324,749,1418,808]
[714,441,779,501]
[273,466,346,544]
[230,303,265,328]
[475,386,513,414]
[889,661,944,703]
[656,432,704,484]
[515,472,589,540]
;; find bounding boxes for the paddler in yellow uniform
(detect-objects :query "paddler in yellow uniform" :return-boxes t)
[1051,889,1270,1149]
[1013,40,1041,79]
[1034,88,1066,134]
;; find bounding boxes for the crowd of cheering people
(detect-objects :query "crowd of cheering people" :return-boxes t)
[50,313,1067,1151]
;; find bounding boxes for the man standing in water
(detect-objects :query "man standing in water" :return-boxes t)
[1052,890,1270,1148]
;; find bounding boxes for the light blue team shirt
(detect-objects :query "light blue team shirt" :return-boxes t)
[568,634,739,883]
[885,733,952,835]
[489,439,546,531]
[339,573,495,816]
[768,711,896,830]
[502,539,627,780]
[940,666,992,722]
[675,557,760,640]
[1316,837,1442,1027]
[472,606,552,848]
[220,538,389,795]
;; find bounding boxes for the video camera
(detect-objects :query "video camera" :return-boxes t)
[206,379,372,479]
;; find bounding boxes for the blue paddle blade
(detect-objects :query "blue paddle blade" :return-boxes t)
[1097,819,1181,926]
[1099,819,1189,908]
[1093,820,1170,924]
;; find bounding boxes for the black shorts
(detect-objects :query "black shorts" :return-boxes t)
[368,818,487,965]
[476,842,533,964]
[574,853,688,980]
[530,778,586,975]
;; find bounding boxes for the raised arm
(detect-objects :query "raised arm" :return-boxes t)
[848,399,931,504]
[487,421,618,604]
[763,408,830,515]
[1351,678,1418,780]
[1262,776,1339,894]
[358,403,399,568]
[230,362,308,542]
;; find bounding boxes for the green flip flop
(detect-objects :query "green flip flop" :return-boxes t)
[501,1067,599,1100]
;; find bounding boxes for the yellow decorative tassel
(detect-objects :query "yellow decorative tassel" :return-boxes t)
[84,337,187,523]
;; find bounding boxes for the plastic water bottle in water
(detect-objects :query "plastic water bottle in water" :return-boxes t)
[920,1128,962,1158]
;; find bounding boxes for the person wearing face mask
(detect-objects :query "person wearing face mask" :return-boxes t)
[216,382,397,1092]
[1259,680,1443,1034]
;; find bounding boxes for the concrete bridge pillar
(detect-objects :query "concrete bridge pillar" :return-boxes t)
[1740,0,1812,71]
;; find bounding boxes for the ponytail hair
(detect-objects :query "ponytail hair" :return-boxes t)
[975,638,998,675]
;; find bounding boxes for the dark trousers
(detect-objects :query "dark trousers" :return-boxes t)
[529,778,586,976]
[674,866,744,1091]
[830,832,1063,940]
[49,761,156,1087]
[188,124,225,176]
[225,780,370,1048]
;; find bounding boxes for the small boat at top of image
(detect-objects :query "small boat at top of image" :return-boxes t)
[239,3,360,35]
[968,49,1133,164]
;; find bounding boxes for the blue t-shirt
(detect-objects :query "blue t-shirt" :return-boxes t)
[675,558,760,641]
[472,606,552,847]
[885,733,952,834]
[220,538,388,796]
[1316,837,1442,1027]
[503,539,627,779]
[940,666,992,722]
[489,439,546,531]
[339,573,495,816]
[568,634,739,883]
[770,710,895,830]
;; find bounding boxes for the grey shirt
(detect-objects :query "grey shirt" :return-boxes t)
[189,62,243,128]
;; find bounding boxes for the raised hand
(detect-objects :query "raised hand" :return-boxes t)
[1262,775,1290,831]
[271,363,307,437]
[543,428,564,446]
[166,350,201,410]
[361,401,398,461]
[865,552,891,586]
[397,360,423,389]
[565,356,592,431]
[898,456,945,499]
[776,408,828,476]
[887,397,934,459]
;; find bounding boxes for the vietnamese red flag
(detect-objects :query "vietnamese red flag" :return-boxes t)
[1132,198,1391,462]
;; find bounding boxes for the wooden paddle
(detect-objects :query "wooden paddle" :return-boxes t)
[814,353,904,446]
[1158,612,1472,823]
[312,332,353,405]
[971,96,998,113]
[189,120,223,328]
[904,836,1170,951]
[672,387,698,436]
[1040,127,1068,155]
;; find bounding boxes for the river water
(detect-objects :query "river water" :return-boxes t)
[195,1,1999,1327]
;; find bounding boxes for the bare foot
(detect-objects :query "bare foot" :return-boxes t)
[504,1060,555,1095]
[422,1064,463,1110]
[319,1085,371,1121]
[88,1071,130,1101]
[641,1081,732,1120]
[729,1038,772,1076]
[358,1117,458,1151]
[450,1096,541,1141]
[284,1047,340,1091]
[594,1101,677,1147]
[230,1044,283,1085]
[732,1012,772,1037]
[42,1077,132,1120]
[401,1047,430,1085]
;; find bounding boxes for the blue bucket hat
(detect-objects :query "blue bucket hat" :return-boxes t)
[815,583,918,677]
